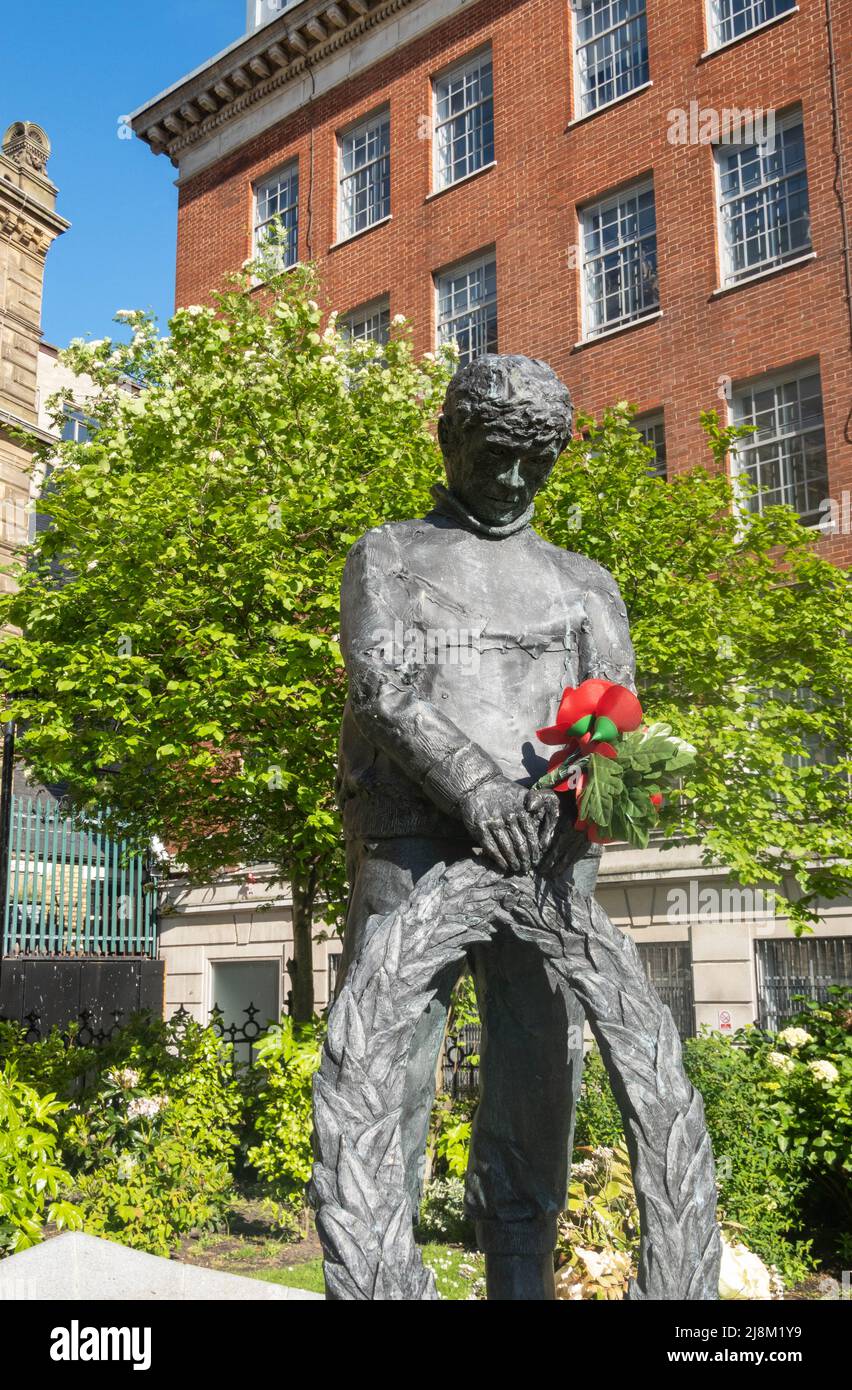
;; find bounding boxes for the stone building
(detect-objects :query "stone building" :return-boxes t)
[0,123,69,592]
[129,0,852,1035]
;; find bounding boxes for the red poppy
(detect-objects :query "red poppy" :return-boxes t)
[537,679,642,747]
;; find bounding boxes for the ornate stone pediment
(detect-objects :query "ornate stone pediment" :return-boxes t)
[2,122,51,174]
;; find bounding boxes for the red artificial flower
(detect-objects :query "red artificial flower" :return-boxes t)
[536,678,642,746]
[595,683,643,733]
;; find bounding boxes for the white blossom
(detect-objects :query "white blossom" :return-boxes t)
[107,1066,140,1089]
[127,1094,168,1121]
[208,449,225,463]
[767,1051,795,1074]
[807,1058,839,1086]
[777,1026,813,1049]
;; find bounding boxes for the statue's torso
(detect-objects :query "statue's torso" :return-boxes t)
[394,520,586,780]
[337,510,626,840]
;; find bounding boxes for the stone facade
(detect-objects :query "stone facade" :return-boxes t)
[158,871,339,1024]
[0,123,69,596]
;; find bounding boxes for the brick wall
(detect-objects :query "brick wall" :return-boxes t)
[173,0,852,562]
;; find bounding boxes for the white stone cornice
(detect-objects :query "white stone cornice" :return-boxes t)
[130,0,472,171]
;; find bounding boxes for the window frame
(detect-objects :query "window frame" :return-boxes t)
[60,405,96,445]
[714,109,811,288]
[337,107,391,244]
[580,176,660,340]
[730,361,828,528]
[341,296,392,347]
[253,160,300,271]
[705,0,797,52]
[432,47,495,193]
[571,0,651,120]
[635,411,667,477]
[434,249,499,367]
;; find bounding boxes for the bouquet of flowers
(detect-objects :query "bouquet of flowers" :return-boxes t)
[534,679,696,848]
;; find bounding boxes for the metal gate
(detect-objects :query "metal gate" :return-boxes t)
[636,941,695,1038]
[755,936,852,1031]
[2,793,157,958]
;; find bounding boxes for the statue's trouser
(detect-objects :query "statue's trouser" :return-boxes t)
[337,835,601,1263]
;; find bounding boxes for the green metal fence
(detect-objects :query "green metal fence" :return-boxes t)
[2,794,157,958]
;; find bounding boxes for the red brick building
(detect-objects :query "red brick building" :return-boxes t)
[132,0,852,562]
[131,1,852,1033]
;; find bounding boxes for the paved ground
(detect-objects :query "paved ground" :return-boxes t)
[0,1231,323,1300]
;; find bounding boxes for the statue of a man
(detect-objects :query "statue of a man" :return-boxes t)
[336,354,635,1299]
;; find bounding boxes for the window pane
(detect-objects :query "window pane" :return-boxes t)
[339,113,391,239]
[254,164,299,269]
[210,960,280,1064]
[574,0,649,116]
[435,53,494,189]
[342,300,391,346]
[710,0,795,48]
[436,255,498,366]
[733,365,828,525]
[716,118,811,284]
[636,414,667,477]
[582,181,659,336]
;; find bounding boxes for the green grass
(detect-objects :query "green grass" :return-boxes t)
[250,1244,485,1300]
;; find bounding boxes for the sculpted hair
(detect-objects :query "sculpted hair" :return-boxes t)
[440,354,574,453]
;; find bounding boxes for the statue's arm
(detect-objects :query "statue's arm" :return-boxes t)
[578,568,637,691]
[340,529,502,815]
[340,529,555,871]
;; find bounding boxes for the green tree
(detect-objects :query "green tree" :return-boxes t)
[538,408,851,923]
[0,264,454,1018]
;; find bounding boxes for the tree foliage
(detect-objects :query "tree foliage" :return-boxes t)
[539,409,851,924]
[0,264,453,1016]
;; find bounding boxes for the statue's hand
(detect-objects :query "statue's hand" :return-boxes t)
[459,778,558,874]
[538,811,590,878]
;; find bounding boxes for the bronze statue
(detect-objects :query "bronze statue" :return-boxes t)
[311,356,720,1302]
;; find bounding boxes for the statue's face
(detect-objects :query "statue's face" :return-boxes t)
[440,416,562,527]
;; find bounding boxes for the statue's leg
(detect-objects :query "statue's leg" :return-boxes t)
[463,848,601,1300]
[465,925,585,1299]
[337,835,468,1215]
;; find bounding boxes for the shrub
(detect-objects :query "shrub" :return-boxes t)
[745,988,852,1262]
[62,1013,243,1257]
[574,1047,623,1149]
[556,1144,638,1299]
[0,1064,81,1253]
[573,1036,815,1285]
[416,1177,474,1245]
[243,1017,323,1222]
[682,1031,812,1285]
[0,1020,96,1097]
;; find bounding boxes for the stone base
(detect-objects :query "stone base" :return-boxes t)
[0,1232,322,1301]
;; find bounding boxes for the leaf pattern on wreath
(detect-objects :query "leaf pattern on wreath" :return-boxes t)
[310,858,721,1301]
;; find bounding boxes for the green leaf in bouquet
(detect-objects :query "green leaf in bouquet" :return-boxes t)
[580,755,624,829]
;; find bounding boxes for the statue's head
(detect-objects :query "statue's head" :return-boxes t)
[437,354,573,527]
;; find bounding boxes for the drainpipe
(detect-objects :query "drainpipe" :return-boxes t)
[825,0,852,441]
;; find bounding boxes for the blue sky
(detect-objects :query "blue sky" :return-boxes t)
[2,1,245,347]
